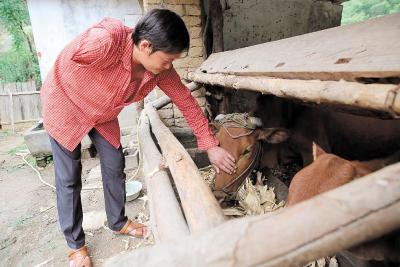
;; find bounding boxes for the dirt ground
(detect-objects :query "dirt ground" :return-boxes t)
[0,129,152,267]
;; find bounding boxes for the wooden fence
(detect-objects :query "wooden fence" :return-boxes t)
[0,81,42,131]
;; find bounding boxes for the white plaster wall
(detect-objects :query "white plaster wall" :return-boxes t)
[27,0,143,130]
[27,0,142,80]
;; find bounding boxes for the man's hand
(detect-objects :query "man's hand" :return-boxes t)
[207,146,236,175]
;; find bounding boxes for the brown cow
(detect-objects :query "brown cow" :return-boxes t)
[211,113,289,202]
[211,95,400,203]
[252,95,400,166]
[287,143,400,204]
[287,143,400,263]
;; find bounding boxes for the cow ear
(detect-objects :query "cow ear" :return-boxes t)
[256,128,290,144]
[312,142,326,160]
[209,122,221,135]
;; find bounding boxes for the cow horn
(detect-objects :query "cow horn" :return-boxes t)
[249,116,263,128]
[215,114,226,122]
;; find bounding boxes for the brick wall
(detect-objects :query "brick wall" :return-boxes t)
[143,0,206,129]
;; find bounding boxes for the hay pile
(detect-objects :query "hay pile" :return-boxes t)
[199,167,285,217]
[200,166,338,267]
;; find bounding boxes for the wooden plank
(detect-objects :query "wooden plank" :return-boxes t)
[7,89,14,133]
[139,111,190,242]
[144,104,225,233]
[0,93,42,124]
[197,13,400,82]
[188,72,400,117]
[105,162,400,267]
[12,94,41,122]
[0,95,10,124]
[0,82,36,94]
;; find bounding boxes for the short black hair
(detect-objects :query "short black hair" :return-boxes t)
[132,8,190,54]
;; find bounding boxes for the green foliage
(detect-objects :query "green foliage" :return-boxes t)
[342,0,400,25]
[0,49,33,82]
[0,0,30,50]
[0,0,41,86]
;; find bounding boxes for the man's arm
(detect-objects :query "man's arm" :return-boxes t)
[157,68,236,174]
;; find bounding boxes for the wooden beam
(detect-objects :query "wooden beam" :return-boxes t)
[196,13,400,82]
[0,91,40,96]
[144,104,225,233]
[151,82,202,109]
[1,119,41,125]
[138,111,189,242]
[106,162,400,267]
[188,72,400,117]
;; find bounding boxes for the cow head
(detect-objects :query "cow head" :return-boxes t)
[211,113,290,203]
[287,143,400,206]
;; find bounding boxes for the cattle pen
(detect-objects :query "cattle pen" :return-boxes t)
[106,13,400,266]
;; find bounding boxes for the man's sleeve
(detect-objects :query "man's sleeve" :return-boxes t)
[71,27,113,68]
[157,68,218,151]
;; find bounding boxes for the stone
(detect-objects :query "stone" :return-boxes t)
[162,103,173,109]
[173,57,190,69]
[190,38,203,48]
[158,108,174,119]
[24,123,92,157]
[187,57,204,68]
[173,106,184,118]
[185,5,201,16]
[175,118,189,128]
[166,4,184,16]
[182,16,201,26]
[189,26,202,38]
[188,46,203,57]
[162,118,175,127]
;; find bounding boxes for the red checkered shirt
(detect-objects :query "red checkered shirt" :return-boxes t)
[41,18,218,152]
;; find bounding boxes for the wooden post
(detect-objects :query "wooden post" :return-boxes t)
[144,104,225,233]
[139,111,189,242]
[106,162,400,267]
[7,89,15,133]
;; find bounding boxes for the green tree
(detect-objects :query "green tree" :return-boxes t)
[342,0,400,25]
[0,0,41,87]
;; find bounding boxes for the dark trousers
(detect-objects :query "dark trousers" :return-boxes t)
[49,129,127,249]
